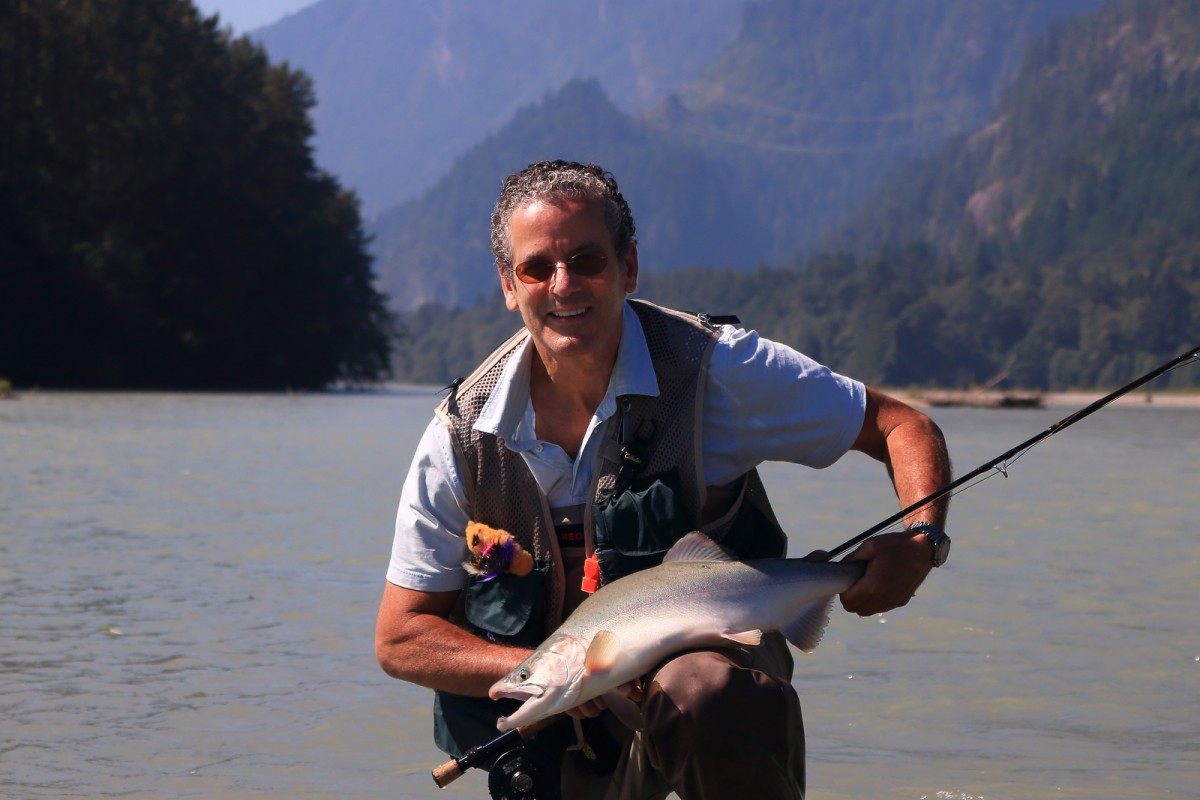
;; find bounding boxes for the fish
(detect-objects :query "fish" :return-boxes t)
[488,532,866,732]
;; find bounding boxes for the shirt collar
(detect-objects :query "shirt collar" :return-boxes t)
[474,301,659,445]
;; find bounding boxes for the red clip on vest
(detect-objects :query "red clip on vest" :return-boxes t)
[581,552,601,593]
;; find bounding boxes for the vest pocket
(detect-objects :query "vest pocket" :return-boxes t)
[592,467,690,581]
[700,471,788,559]
[463,561,548,644]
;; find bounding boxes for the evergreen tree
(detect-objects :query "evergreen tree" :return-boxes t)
[0,0,393,389]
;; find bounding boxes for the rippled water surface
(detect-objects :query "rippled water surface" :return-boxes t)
[2,391,1197,799]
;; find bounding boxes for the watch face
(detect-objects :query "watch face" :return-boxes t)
[933,536,950,566]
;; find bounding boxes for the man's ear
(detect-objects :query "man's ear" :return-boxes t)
[622,242,639,294]
[498,262,519,311]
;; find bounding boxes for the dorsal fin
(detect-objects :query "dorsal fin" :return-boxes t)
[663,532,736,563]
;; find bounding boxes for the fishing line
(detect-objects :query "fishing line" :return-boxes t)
[826,344,1200,560]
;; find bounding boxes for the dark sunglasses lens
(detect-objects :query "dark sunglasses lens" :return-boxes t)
[569,253,607,276]
[515,253,609,284]
[515,261,555,284]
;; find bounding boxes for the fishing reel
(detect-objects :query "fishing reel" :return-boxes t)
[486,744,561,800]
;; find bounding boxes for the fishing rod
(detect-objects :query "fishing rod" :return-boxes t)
[826,343,1200,560]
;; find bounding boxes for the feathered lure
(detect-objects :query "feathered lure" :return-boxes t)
[463,521,533,582]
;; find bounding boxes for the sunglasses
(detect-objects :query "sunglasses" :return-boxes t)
[513,251,609,284]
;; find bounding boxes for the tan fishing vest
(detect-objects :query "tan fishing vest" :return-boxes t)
[435,299,787,635]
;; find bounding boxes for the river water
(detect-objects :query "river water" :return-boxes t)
[1,390,1196,799]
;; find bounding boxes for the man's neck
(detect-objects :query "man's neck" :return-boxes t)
[528,352,614,459]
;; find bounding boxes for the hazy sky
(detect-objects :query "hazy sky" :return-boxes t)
[192,0,317,33]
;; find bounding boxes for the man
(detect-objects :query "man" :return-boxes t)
[376,160,951,799]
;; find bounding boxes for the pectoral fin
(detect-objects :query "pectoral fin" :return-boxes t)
[585,630,622,674]
[722,629,763,646]
[782,597,835,653]
[602,689,645,731]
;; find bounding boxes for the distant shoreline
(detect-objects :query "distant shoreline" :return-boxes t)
[889,389,1200,410]
[1042,390,1200,408]
[4,384,1199,408]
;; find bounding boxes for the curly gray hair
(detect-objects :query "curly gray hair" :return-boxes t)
[490,160,636,276]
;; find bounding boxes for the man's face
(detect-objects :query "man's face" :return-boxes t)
[500,196,638,370]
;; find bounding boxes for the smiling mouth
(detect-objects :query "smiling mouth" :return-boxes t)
[549,308,588,319]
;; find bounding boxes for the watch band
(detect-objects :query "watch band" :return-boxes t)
[908,521,950,567]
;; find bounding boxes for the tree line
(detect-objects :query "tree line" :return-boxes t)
[391,236,1199,392]
[0,0,393,389]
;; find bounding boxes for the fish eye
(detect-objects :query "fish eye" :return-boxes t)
[516,668,531,682]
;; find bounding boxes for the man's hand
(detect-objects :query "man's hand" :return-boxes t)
[839,529,933,616]
[566,679,645,719]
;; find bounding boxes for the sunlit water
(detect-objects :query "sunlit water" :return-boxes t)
[1,391,1196,799]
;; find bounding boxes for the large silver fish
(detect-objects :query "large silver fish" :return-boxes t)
[488,533,866,732]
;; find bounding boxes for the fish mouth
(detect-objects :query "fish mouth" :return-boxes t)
[489,684,544,702]
[492,690,550,732]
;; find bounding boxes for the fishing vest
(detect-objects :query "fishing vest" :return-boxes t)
[431,299,789,757]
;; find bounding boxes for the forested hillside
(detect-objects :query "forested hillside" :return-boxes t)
[816,0,1200,388]
[650,0,1105,260]
[0,0,393,389]
[392,0,1200,392]
[828,0,1200,258]
[371,0,1102,312]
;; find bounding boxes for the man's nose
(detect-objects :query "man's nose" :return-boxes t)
[548,262,579,292]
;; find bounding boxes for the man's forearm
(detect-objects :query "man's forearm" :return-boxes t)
[886,409,951,528]
[854,387,951,526]
[375,583,530,697]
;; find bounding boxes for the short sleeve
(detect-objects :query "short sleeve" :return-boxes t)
[385,417,474,592]
[702,326,866,486]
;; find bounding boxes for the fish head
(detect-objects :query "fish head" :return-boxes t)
[489,633,590,731]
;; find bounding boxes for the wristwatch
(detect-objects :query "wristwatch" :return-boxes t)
[908,521,950,567]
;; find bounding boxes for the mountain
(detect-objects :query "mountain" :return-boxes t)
[391,0,1200,391]
[253,0,746,215]
[368,78,757,309]
[368,0,1104,310]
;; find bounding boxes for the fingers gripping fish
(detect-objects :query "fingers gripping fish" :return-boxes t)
[488,533,866,732]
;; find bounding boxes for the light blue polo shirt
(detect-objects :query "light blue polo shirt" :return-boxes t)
[387,301,865,592]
